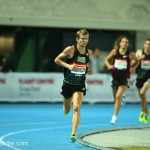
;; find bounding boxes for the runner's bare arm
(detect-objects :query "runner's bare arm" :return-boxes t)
[54,46,77,71]
[104,49,116,70]
[87,50,93,75]
[129,52,139,73]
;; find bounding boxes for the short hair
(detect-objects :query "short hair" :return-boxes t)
[76,29,89,39]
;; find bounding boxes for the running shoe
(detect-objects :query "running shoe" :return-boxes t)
[144,112,150,124]
[121,95,126,106]
[144,114,149,124]
[110,115,117,124]
[63,110,69,115]
[63,106,69,116]
[70,134,77,143]
[139,112,144,122]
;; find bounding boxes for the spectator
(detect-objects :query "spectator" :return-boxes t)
[0,54,14,72]
[89,48,106,73]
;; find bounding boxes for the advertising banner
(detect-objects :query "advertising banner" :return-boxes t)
[0,73,149,103]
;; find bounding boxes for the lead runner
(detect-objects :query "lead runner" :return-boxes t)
[54,29,93,142]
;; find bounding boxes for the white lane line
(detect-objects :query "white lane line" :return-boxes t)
[0,122,142,150]
[0,126,71,150]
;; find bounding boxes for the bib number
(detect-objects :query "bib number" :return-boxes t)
[114,59,127,70]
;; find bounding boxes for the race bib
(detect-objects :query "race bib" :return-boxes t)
[141,60,150,70]
[71,62,87,75]
[114,59,127,70]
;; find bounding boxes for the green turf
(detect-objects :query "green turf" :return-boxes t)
[119,147,150,150]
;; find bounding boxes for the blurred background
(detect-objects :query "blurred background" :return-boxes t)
[0,0,150,102]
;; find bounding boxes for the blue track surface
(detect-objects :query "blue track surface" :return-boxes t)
[0,103,149,150]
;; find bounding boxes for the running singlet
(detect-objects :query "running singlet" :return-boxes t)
[112,50,130,80]
[63,45,89,85]
[136,51,150,80]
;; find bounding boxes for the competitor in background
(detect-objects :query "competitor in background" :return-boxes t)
[135,39,150,124]
[105,35,139,124]
[54,29,93,142]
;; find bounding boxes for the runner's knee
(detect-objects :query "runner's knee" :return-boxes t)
[116,95,121,101]
[73,105,80,112]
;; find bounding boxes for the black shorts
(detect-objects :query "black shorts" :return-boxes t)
[111,78,130,89]
[135,78,150,89]
[61,82,86,99]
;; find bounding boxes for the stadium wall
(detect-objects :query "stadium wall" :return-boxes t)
[0,0,150,31]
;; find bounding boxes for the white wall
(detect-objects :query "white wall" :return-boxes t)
[0,0,150,31]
